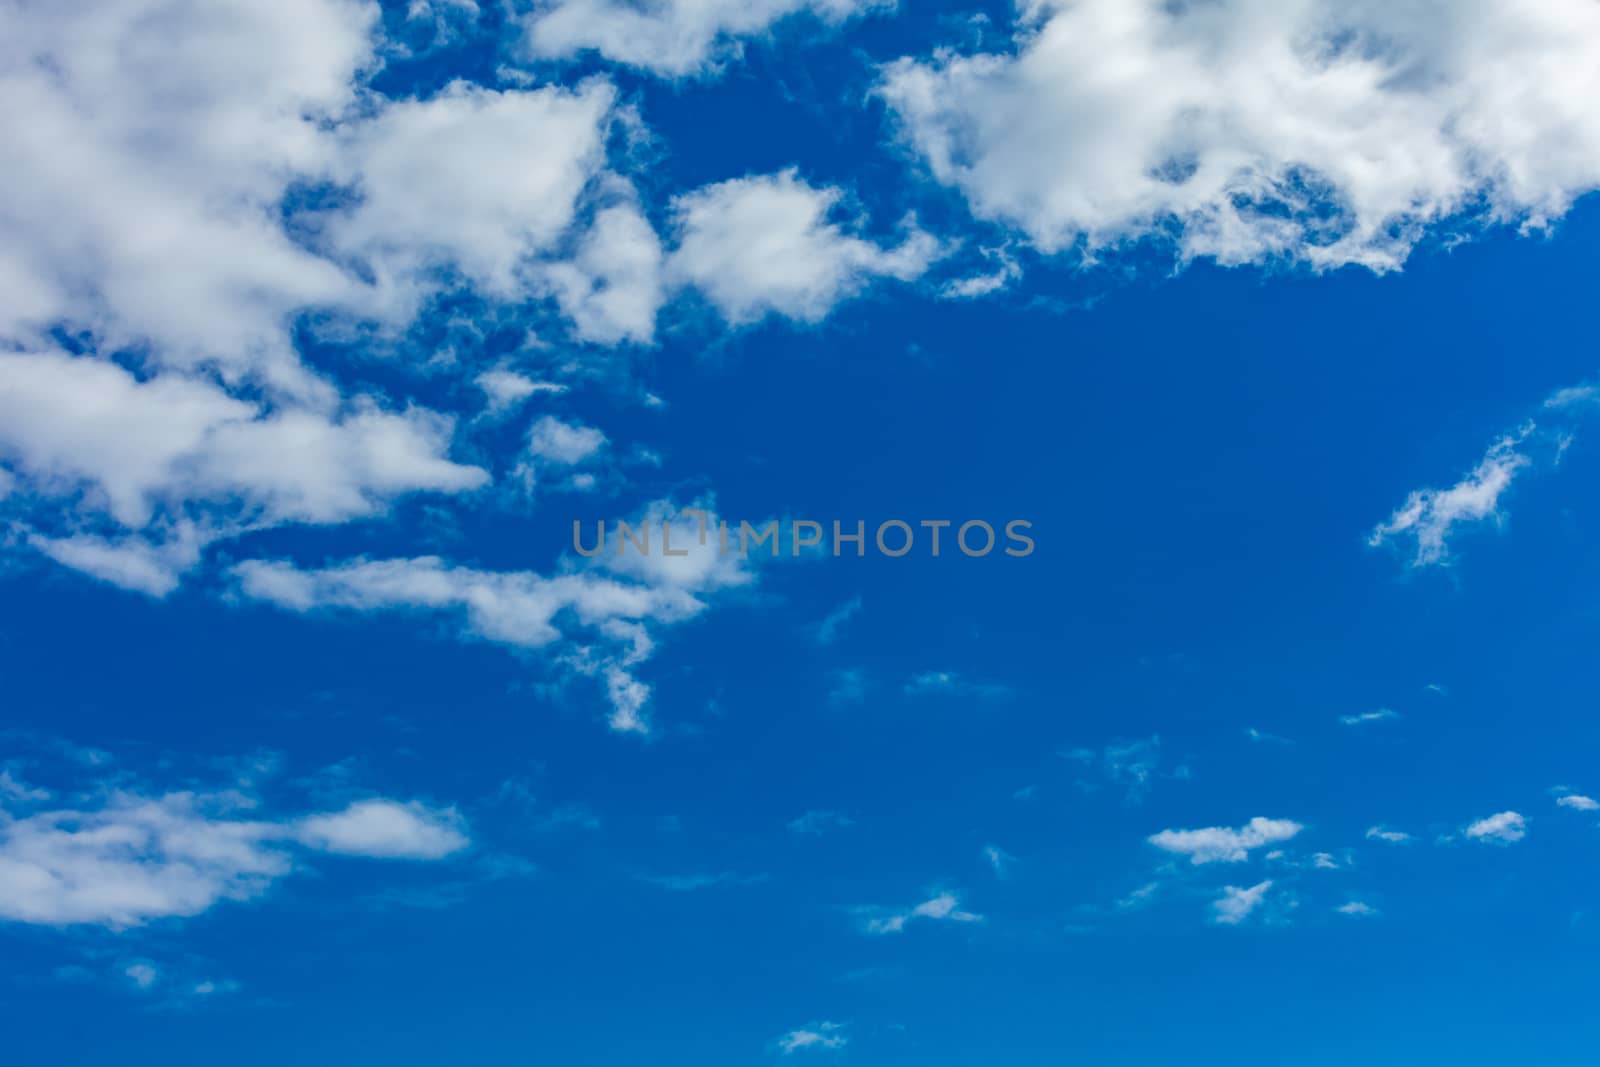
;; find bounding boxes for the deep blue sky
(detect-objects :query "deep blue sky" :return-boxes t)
[5,1,1600,1064]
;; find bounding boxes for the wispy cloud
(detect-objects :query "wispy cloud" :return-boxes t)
[788,810,854,835]
[1365,826,1412,844]
[1340,708,1398,727]
[811,597,862,645]
[1555,793,1599,812]
[776,1022,847,1054]
[861,891,982,935]
[902,670,1011,700]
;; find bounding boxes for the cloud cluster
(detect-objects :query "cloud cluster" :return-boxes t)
[881,0,1600,270]
[0,786,466,928]
[523,0,880,77]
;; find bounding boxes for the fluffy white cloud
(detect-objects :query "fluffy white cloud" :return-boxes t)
[1149,817,1302,864]
[881,0,1600,270]
[777,1022,848,1054]
[1336,901,1378,918]
[1465,810,1526,845]
[1212,880,1272,925]
[293,799,467,859]
[1556,794,1600,812]
[1369,430,1531,567]
[540,201,666,345]
[667,170,939,325]
[0,0,377,397]
[523,0,879,77]
[527,416,608,466]
[0,349,487,593]
[0,789,466,928]
[327,80,617,310]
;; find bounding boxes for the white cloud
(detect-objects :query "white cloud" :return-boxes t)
[1212,880,1272,925]
[812,596,862,644]
[1340,708,1399,727]
[667,170,939,325]
[540,201,666,345]
[1369,431,1531,567]
[124,963,160,990]
[1336,901,1378,917]
[882,0,1600,271]
[777,1022,848,1054]
[0,0,377,397]
[292,799,467,859]
[476,370,567,416]
[1557,794,1600,812]
[0,788,466,928]
[1149,817,1302,865]
[0,349,487,593]
[527,416,608,466]
[1465,810,1527,845]
[523,0,879,78]
[788,810,853,835]
[982,844,1015,878]
[863,891,982,934]
[327,80,617,311]
[1365,826,1411,844]
[230,501,752,732]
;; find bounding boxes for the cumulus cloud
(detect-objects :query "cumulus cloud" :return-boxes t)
[1336,901,1378,918]
[776,1022,848,1054]
[293,799,467,859]
[0,349,487,594]
[1212,880,1273,925]
[1556,794,1600,812]
[1465,810,1527,845]
[882,0,1600,271]
[1148,817,1302,864]
[523,0,880,77]
[667,170,940,326]
[0,788,466,928]
[527,416,608,466]
[326,80,617,311]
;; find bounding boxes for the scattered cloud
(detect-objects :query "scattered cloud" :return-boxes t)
[1149,817,1302,865]
[1556,793,1599,812]
[1365,826,1412,845]
[1465,811,1527,845]
[1340,709,1398,727]
[776,1021,848,1054]
[881,0,1600,271]
[862,891,981,935]
[0,777,468,928]
[788,810,854,836]
[1369,431,1532,567]
[1336,901,1379,918]
[523,0,882,78]
[1212,881,1273,926]
[812,596,862,645]
[667,170,940,326]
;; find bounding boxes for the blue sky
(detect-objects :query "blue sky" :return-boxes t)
[5,1,1600,1064]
